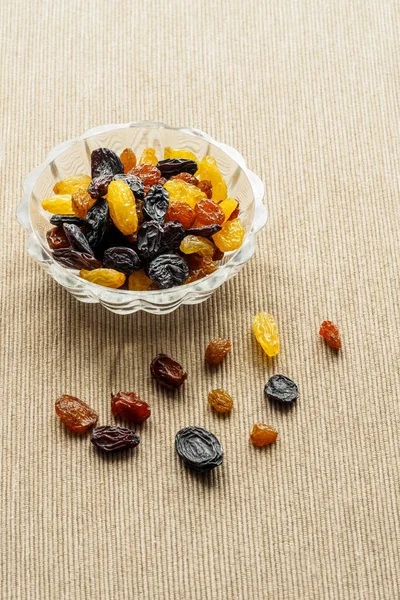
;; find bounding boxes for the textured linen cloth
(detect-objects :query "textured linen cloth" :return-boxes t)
[1,1,399,598]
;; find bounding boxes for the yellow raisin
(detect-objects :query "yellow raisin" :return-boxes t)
[128,270,152,291]
[253,312,280,357]
[71,189,96,218]
[53,174,91,195]
[164,179,206,209]
[212,218,245,252]
[139,147,158,166]
[196,155,227,202]
[164,146,198,164]
[79,268,126,288]
[219,198,239,222]
[120,148,137,173]
[208,389,233,414]
[180,235,215,257]
[42,195,74,215]
[250,424,278,447]
[107,180,138,235]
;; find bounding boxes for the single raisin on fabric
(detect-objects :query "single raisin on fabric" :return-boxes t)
[52,249,101,270]
[103,247,142,275]
[156,158,198,178]
[196,155,227,202]
[147,254,189,288]
[250,424,278,447]
[253,312,280,357]
[128,164,161,189]
[53,174,91,195]
[46,227,70,250]
[164,147,198,164]
[113,174,145,200]
[212,218,245,252]
[107,180,138,236]
[194,198,225,226]
[180,235,216,257]
[120,148,137,173]
[111,392,151,424]
[50,214,86,228]
[85,198,109,249]
[319,321,342,349]
[79,268,126,288]
[55,394,98,433]
[150,354,187,390]
[197,180,213,199]
[91,147,124,178]
[128,269,153,291]
[137,220,163,259]
[186,224,222,237]
[87,172,113,199]
[170,172,199,186]
[204,338,232,365]
[208,389,233,414]
[42,195,74,215]
[159,221,186,253]
[165,201,196,229]
[142,184,169,221]
[63,223,94,255]
[71,189,96,218]
[265,375,299,405]
[139,147,158,166]
[175,427,223,473]
[91,426,140,453]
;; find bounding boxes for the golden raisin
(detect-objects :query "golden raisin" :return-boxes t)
[55,394,98,434]
[205,338,232,365]
[250,424,278,447]
[208,389,233,414]
[53,174,91,195]
[128,269,152,291]
[107,180,138,235]
[120,148,137,173]
[42,195,74,215]
[71,188,96,218]
[139,147,158,165]
[79,268,126,288]
[164,147,198,164]
[180,235,215,257]
[212,218,245,252]
[253,312,280,357]
[219,198,238,222]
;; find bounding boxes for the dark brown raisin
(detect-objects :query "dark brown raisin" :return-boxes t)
[91,426,140,453]
[46,227,70,250]
[205,338,232,365]
[150,354,187,390]
[52,249,101,270]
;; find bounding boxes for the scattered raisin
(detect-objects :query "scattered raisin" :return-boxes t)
[253,312,280,357]
[91,426,140,453]
[204,338,232,365]
[208,389,233,414]
[265,374,298,405]
[175,426,223,473]
[55,394,98,433]
[319,321,341,349]
[150,354,187,390]
[250,424,278,447]
[111,392,151,424]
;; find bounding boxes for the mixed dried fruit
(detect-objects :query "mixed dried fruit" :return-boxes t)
[43,145,244,289]
[175,426,223,473]
[250,424,278,447]
[319,320,341,349]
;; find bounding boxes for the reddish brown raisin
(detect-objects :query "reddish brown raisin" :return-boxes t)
[208,389,233,414]
[228,205,240,220]
[55,394,98,433]
[111,392,151,424]
[250,424,278,447]
[150,354,187,390]
[212,247,224,261]
[194,198,225,226]
[165,201,195,229]
[71,188,96,218]
[197,179,213,199]
[128,164,161,189]
[319,320,341,349]
[120,148,137,173]
[46,226,70,250]
[186,256,218,283]
[204,338,232,365]
[158,177,167,186]
[171,172,199,186]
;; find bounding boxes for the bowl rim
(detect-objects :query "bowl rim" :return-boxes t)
[18,121,267,297]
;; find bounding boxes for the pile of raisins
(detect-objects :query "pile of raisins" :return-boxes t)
[42,146,245,290]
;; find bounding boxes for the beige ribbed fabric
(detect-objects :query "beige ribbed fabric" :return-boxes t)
[1,0,399,598]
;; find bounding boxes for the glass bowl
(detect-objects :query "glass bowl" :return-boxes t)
[17,122,267,314]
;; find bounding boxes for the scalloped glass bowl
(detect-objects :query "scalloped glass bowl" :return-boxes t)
[17,122,267,314]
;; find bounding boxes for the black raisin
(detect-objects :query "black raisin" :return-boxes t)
[52,249,102,270]
[186,224,222,237]
[50,215,86,228]
[175,426,223,473]
[156,159,198,178]
[159,221,186,253]
[142,184,169,221]
[113,174,145,200]
[87,172,113,199]
[91,426,140,453]
[91,148,124,178]
[85,198,109,248]
[103,247,142,275]
[137,221,163,259]
[147,254,189,289]
[265,375,299,405]
[63,223,94,255]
